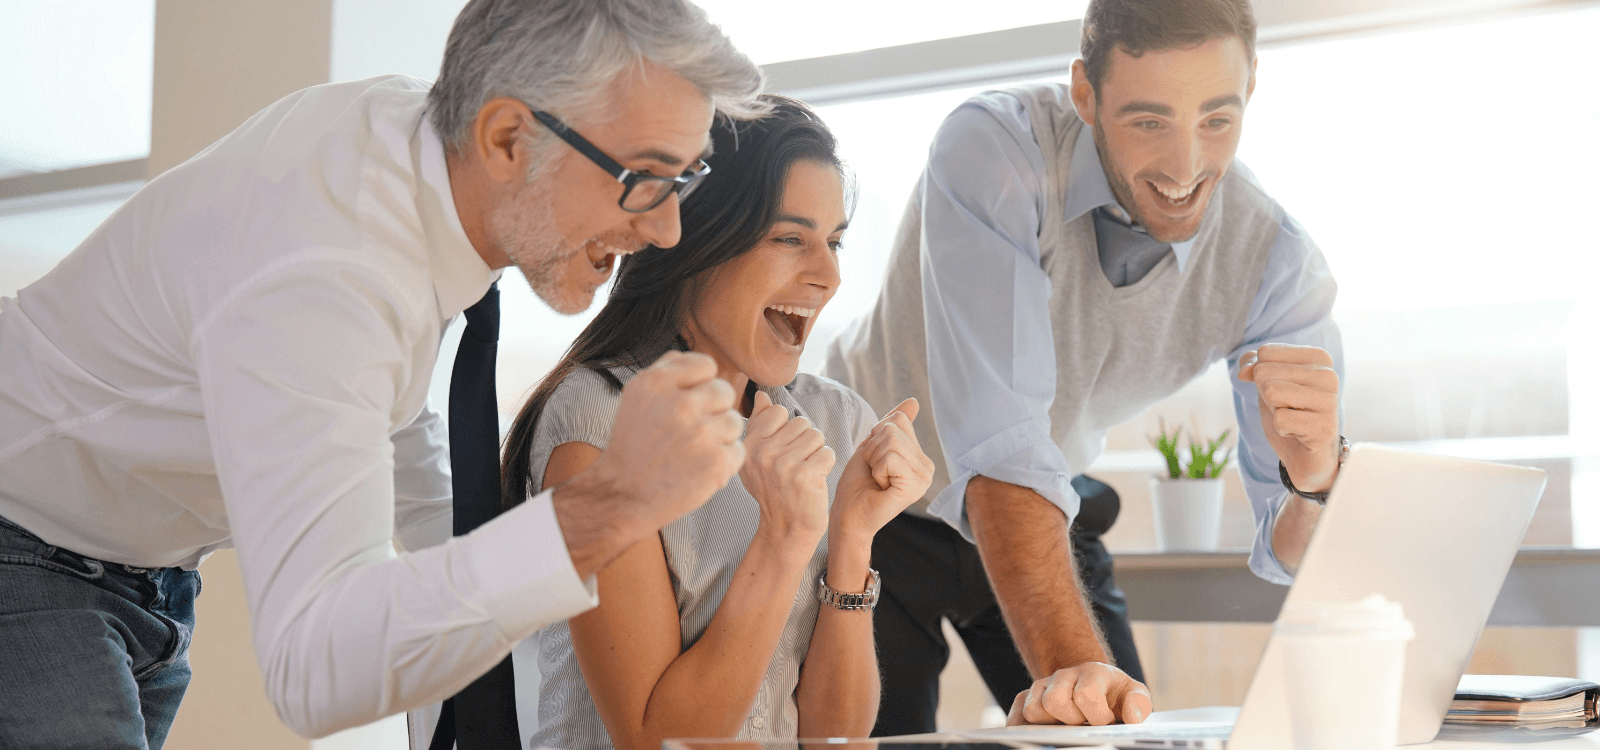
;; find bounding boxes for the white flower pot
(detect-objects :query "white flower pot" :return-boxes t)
[1149,477,1225,552]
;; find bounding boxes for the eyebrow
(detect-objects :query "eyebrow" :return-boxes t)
[774,214,816,229]
[774,215,851,233]
[1117,94,1245,118]
[624,148,688,169]
[1117,101,1173,117]
[1201,94,1245,112]
[623,138,714,173]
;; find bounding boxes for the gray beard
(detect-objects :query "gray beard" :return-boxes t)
[487,175,591,315]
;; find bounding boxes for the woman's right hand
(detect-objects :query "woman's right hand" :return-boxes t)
[740,391,834,546]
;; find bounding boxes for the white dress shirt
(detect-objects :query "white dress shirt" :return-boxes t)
[0,75,595,737]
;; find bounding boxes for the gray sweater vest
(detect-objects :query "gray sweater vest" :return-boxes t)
[822,82,1283,520]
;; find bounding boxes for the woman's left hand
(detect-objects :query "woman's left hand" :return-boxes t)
[832,398,935,539]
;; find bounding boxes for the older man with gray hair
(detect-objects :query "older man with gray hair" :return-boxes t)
[0,1,765,747]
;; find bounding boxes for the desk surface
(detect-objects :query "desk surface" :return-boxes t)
[961,706,1600,748]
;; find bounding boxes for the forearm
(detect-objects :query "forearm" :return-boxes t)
[967,476,1108,677]
[624,531,817,749]
[551,467,649,579]
[1270,492,1324,574]
[796,532,879,738]
[253,494,594,737]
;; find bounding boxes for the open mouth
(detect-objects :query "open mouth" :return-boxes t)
[586,239,637,277]
[1148,178,1204,211]
[762,304,815,348]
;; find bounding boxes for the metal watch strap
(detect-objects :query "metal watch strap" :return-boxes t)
[818,568,881,611]
[1280,435,1350,506]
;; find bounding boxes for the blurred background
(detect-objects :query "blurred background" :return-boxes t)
[3,1,1597,747]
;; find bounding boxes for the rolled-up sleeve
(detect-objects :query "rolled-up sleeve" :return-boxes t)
[195,253,596,738]
[1228,212,1344,585]
[919,99,1078,541]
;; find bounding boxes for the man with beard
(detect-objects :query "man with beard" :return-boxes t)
[824,0,1346,729]
[0,1,766,746]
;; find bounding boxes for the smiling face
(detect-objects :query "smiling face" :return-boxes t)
[480,60,716,313]
[683,159,846,392]
[1070,36,1255,244]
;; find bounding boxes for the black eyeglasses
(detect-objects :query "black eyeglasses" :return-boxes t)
[531,109,711,213]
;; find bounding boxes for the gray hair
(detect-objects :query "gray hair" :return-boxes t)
[427,0,768,153]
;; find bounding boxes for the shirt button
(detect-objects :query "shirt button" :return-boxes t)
[750,716,766,729]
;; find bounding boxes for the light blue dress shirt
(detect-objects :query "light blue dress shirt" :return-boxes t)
[921,93,1342,584]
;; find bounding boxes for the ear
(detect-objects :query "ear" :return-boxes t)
[1246,57,1258,102]
[469,96,535,185]
[1069,59,1097,124]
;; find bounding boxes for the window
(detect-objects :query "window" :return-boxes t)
[691,0,1088,65]
[0,1,154,176]
[802,5,1600,549]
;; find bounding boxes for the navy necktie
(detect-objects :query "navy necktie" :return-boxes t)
[432,283,520,750]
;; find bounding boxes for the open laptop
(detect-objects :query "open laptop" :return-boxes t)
[963,443,1548,749]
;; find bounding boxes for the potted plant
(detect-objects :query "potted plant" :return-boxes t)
[1148,420,1231,552]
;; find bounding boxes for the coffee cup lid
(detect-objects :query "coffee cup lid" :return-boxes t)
[1275,594,1415,639]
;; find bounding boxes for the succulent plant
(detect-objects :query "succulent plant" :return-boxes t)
[1150,419,1231,480]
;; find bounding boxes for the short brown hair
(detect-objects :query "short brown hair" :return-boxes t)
[1079,0,1257,92]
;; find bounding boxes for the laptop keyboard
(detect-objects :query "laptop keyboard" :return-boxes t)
[1077,725,1233,739]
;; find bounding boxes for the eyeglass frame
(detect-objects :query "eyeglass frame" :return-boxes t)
[530,109,712,214]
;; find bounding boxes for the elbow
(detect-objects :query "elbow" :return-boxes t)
[263,671,334,739]
[259,647,366,739]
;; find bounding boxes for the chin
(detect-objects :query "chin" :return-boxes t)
[532,273,599,315]
[1145,221,1203,245]
[748,358,801,389]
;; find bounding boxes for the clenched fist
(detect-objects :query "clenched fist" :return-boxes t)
[832,398,934,542]
[582,351,745,536]
[1238,343,1341,493]
[740,391,835,544]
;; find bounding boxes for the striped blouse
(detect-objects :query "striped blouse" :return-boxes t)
[527,365,876,750]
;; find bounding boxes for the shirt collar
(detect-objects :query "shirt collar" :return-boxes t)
[1062,124,1195,273]
[417,112,499,320]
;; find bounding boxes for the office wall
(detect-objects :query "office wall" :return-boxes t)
[148,0,332,178]
[151,2,332,748]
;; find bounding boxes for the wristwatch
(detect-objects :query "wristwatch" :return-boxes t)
[818,568,881,611]
[1279,435,1350,506]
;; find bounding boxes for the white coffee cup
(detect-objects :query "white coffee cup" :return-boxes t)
[1275,594,1415,750]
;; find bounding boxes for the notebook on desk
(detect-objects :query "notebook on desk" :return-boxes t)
[963,444,1549,749]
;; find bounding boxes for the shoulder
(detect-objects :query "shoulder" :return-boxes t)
[1220,158,1288,226]
[547,366,627,414]
[931,89,1038,158]
[1223,161,1320,262]
[924,90,1052,216]
[788,373,876,444]
[541,366,629,448]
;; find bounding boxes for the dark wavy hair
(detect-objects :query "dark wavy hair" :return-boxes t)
[1080,0,1257,94]
[501,95,847,509]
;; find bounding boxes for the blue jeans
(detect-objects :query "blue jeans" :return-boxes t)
[0,514,201,749]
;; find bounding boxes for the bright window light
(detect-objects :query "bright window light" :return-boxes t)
[0,1,154,176]
[692,0,1089,65]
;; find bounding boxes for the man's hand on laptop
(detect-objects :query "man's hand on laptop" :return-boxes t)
[1005,661,1153,726]
[1239,342,1341,493]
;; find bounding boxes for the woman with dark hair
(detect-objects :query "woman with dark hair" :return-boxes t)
[508,97,933,750]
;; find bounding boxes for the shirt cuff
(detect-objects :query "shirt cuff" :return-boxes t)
[1248,489,1295,586]
[462,488,598,634]
[928,421,1077,542]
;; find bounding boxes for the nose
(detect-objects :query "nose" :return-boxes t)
[633,192,683,249]
[807,241,842,292]
[1165,129,1204,186]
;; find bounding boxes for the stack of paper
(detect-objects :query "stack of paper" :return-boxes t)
[1445,675,1598,728]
